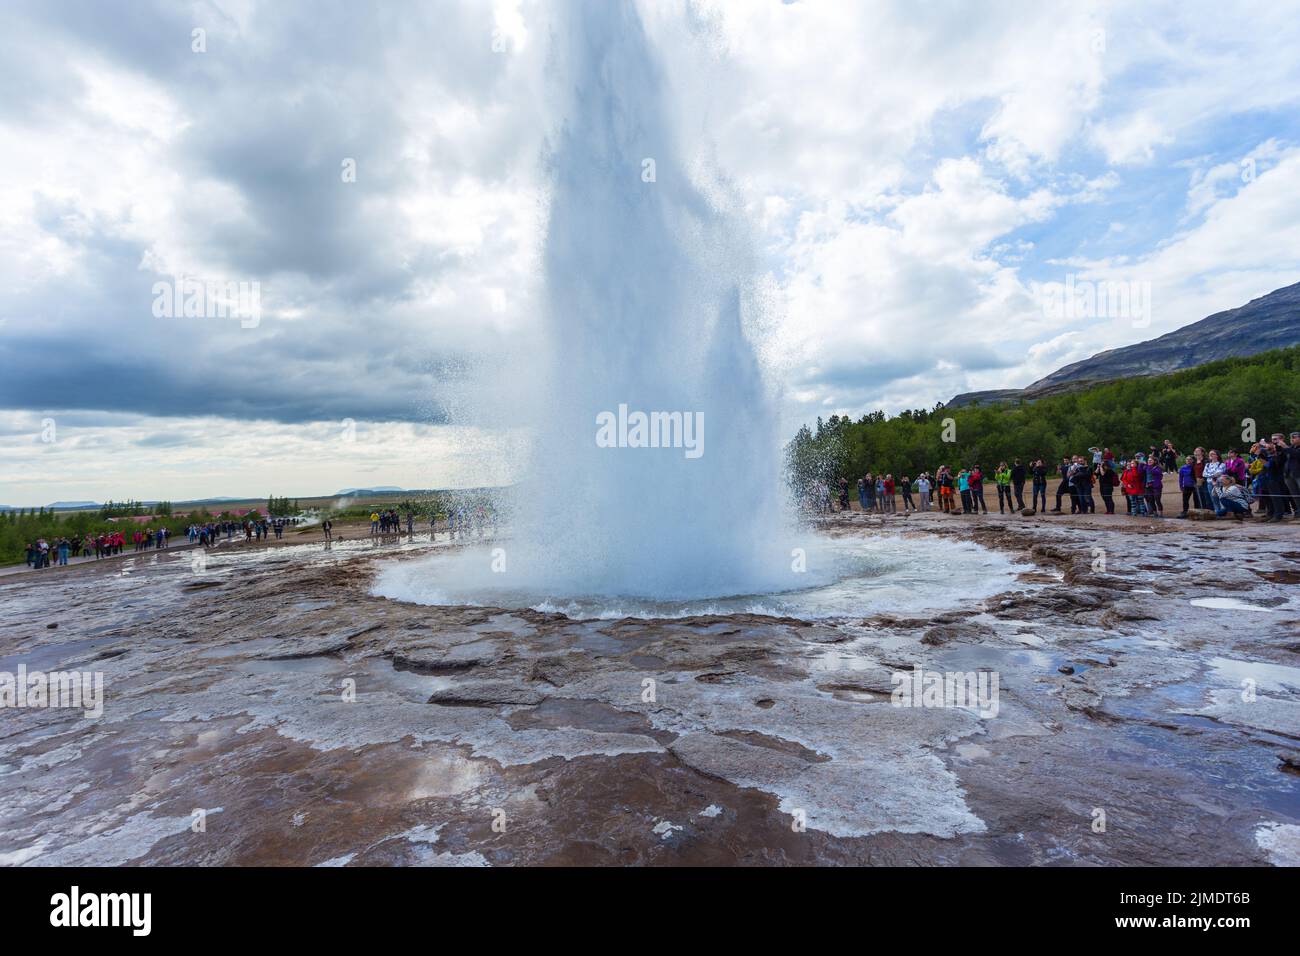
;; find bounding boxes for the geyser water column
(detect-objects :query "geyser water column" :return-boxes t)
[511,0,789,600]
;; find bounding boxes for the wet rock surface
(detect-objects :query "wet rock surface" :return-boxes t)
[0,517,1297,866]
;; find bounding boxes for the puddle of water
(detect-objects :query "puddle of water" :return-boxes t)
[1190,597,1274,613]
[807,648,878,674]
[569,630,640,656]
[1206,657,1300,695]
[0,637,123,673]
[938,645,1067,674]
[1107,666,1299,813]
[1096,635,1177,652]
[1115,720,1300,817]
[366,663,454,701]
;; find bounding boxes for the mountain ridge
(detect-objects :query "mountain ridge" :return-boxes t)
[948,280,1300,407]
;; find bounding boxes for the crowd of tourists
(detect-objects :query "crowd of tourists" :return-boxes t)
[23,528,174,568]
[819,431,1300,523]
[20,516,308,571]
[20,506,503,573]
[369,506,498,539]
[187,516,300,547]
[369,509,410,535]
[443,505,498,539]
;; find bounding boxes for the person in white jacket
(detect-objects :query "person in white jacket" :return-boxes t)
[1202,450,1227,514]
[916,475,933,511]
[1216,476,1250,520]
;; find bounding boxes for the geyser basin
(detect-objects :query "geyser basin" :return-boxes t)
[372,535,1027,620]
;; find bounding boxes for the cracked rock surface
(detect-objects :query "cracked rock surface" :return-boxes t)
[0,515,1297,866]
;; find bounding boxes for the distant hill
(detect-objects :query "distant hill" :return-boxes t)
[949,280,1300,407]
[46,500,101,510]
[334,486,406,496]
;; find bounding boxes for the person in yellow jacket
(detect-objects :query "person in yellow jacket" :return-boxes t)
[369,512,380,535]
[1247,447,1267,513]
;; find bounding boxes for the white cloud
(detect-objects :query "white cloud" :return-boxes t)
[2,0,1300,502]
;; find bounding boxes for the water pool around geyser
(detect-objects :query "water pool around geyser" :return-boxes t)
[372,534,1029,621]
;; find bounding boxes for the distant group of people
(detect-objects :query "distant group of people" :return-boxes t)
[443,505,497,540]
[370,510,411,535]
[24,538,71,568]
[132,527,171,550]
[187,516,299,547]
[817,430,1300,524]
[22,504,507,574]
[365,506,499,541]
[23,529,167,569]
[23,515,308,571]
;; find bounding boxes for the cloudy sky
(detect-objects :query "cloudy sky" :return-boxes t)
[2,0,1299,506]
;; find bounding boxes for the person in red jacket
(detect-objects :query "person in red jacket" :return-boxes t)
[1121,457,1147,516]
[969,466,989,514]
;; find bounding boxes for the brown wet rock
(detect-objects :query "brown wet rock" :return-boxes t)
[1029,543,1074,566]
[343,623,386,642]
[627,653,667,668]
[716,729,831,762]
[505,698,666,739]
[1187,568,1257,591]
[389,649,489,674]
[814,677,896,699]
[922,621,997,646]
[181,580,225,591]
[929,609,980,622]
[1099,604,1162,629]
[859,614,908,628]
[260,640,352,661]
[1062,567,1133,590]
[792,625,852,644]
[670,731,813,782]
[427,682,549,708]
[528,652,603,687]
[990,588,1110,622]
[4,510,1298,866]
[673,612,810,629]
[631,634,781,674]
[694,671,739,684]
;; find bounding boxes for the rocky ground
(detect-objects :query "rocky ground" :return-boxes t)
[0,512,1297,866]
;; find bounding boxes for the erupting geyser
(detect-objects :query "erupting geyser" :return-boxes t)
[379,0,805,609]
[519,0,787,599]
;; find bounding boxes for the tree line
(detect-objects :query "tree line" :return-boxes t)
[786,345,1300,490]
